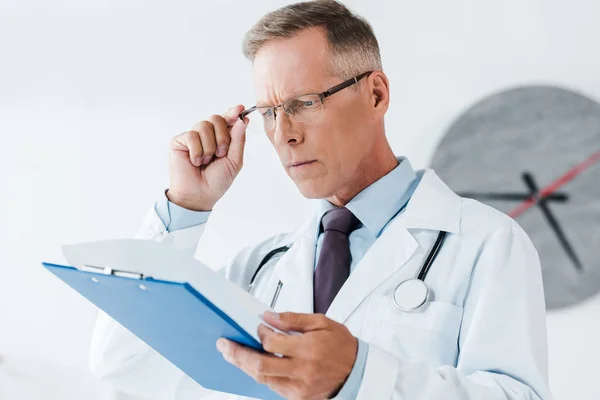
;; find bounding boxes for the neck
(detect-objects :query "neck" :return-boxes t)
[327,144,399,207]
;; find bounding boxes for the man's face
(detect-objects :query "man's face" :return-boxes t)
[252,28,378,199]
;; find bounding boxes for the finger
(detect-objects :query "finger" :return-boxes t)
[258,324,304,357]
[217,339,294,378]
[263,312,330,333]
[222,105,247,166]
[226,118,247,168]
[206,115,231,158]
[172,130,203,167]
[198,124,217,165]
[189,121,217,166]
[222,104,245,126]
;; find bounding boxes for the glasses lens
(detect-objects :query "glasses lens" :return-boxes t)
[245,107,275,134]
[282,94,323,123]
[244,95,323,134]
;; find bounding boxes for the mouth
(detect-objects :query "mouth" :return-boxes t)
[289,160,317,168]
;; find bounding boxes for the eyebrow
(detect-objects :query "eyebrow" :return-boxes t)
[255,101,272,108]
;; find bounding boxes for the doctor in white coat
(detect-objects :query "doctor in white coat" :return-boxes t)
[90,1,553,399]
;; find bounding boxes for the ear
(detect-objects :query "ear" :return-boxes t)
[369,71,390,117]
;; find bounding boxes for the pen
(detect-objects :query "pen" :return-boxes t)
[270,280,283,308]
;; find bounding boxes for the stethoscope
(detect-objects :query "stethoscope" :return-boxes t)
[392,230,447,311]
[247,231,448,312]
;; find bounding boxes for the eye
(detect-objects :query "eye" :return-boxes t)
[286,98,317,113]
[295,96,321,110]
[261,108,274,117]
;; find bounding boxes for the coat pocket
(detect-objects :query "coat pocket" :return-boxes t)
[362,293,463,366]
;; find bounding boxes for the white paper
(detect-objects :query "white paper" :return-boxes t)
[61,238,276,342]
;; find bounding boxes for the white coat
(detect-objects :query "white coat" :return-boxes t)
[89,169,554,400]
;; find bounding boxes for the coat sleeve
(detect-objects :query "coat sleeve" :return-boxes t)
[355,221,554,400]
[88,206,224,399]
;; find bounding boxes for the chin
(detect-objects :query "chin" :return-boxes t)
[294,179,331,200]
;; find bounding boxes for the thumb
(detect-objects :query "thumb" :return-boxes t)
[226,118,247,167]
[263,311,329,333]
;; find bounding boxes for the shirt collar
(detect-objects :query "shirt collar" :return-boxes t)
[315,157,418,237]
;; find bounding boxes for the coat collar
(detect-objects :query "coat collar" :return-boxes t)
[404,169,462,234]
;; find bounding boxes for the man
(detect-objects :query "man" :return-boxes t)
[90,1,553,399]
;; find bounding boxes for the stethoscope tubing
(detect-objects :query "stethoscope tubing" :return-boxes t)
[249,231,448,311]
[417,231,447,281]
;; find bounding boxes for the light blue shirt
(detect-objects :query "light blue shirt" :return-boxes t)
[155,158,419,399]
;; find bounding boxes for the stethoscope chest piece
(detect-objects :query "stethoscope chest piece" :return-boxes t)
[392,278,429,311]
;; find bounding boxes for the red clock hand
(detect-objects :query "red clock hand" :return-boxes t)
[509,150,600,219]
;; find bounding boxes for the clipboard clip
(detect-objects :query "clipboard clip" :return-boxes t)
[79,264,146,280]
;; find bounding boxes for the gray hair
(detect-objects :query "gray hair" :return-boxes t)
[242,0,382,79]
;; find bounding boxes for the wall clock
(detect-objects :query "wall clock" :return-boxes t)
[431,86,600,310]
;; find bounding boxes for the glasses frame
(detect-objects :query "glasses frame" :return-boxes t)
[239,71,373,129]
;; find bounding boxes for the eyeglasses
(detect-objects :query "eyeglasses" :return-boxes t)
[239,71,372,134]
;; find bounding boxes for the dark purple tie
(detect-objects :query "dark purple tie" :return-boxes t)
[314,208,361,314]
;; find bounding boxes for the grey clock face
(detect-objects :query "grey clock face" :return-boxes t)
[431,86,600,310]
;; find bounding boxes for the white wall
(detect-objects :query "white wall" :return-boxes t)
[1,0,598,399]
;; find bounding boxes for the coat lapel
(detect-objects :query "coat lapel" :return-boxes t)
[268,219,317,314]
[326,169,463,324]
[325,213,419,323]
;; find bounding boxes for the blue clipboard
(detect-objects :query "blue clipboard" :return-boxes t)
[43,262,283,400]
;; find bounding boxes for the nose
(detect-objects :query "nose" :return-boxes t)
[271,112,303,146]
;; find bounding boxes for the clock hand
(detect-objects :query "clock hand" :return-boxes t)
[460,192,568,202]
[509,150,600,218]
[522,173,584,272]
